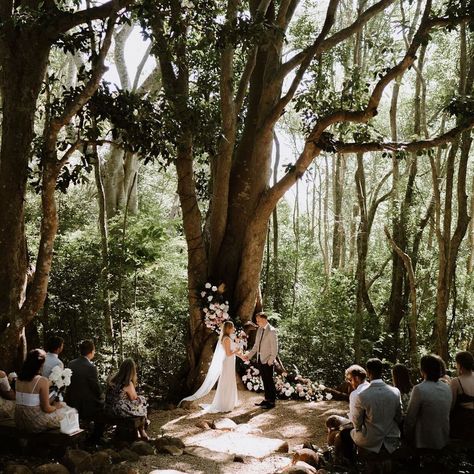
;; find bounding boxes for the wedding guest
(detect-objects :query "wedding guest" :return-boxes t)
[351,358,402,454]
[450,351,474,440]
[0,370,15,419]
[392,363,413,415]
[105,358,149,440]
[346,365,370,423]
[330,365,369,461]
[42,335,65,378]
[65,340,104,443]
[404,354,452,450]
[15,349,67,432]
[435,355,451,384]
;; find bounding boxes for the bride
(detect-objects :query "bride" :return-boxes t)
[179,321,244,413]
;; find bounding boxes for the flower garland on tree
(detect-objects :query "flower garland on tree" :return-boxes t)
[200,282,230,332]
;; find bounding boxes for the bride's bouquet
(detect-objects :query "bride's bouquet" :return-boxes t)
[49,366,72,402]
[201,282,230,332]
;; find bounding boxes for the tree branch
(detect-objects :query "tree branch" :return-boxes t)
[52,0,133,34]
[333,118,474,154]
[278,0,396,79]
[234,47,258,114]
[132,42,153,92]
[265,0,340,127]
[50,9,118,134]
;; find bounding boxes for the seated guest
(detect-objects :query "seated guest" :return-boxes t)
[0,370,15,419]
[42,335,65,378]
[351,358,402,454]
[450,351,474,440]
[392,363,413,415]
[15,349,68,432]
[65,340,104,442]
[346,365,370,423]
[327,365,370,461]
[404,354,451,450]
[432,354,451,385]
[105,358,149,440]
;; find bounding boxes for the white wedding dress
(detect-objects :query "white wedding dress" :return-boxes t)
[179,333,238,413]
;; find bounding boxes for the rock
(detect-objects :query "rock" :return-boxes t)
[195,420,211,430]
[178,400,196,409]
[109,464,139,474]
[302,441,318,451]
[148,471,188,474]
[184,446,235,463]
[34,465,69,474]
[276,441,290,453]
[90,452,112,473]
[211,418,237,430]
[161,445,183,456]
[233,455,255,464]
[130,440,155,456]
[118,448,140,463]
[234,424,262,435]
[276,462,318,474]
[154,436,185,451]
[102,449,122,464]
[4,465,33,474]
[63,449,93,473]
[291,449,319,468]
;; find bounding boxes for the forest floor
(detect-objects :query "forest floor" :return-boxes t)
[132,389,347,473]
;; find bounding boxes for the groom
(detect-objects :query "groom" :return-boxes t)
[246,312,278,409]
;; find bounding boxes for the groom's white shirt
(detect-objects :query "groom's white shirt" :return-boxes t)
[247,323,278,365]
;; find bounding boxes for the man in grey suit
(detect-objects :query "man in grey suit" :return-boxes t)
[351,358,402,454]
[404,354,452,450]
[246,312,278,409]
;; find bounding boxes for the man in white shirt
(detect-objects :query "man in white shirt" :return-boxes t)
[330,365,370,461]
[42,336,65,378]
[345,364,370,422]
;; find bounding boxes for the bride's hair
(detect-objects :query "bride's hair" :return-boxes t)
[222,321,234,337]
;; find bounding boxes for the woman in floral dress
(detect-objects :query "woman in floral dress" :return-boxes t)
[105,358,149,439]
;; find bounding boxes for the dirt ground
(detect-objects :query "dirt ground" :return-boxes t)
[131,390,348,474]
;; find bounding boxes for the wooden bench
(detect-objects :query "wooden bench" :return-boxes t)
[0,418,85,453]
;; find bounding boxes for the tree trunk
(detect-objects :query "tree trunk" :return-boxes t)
[332,153,345,269]
[0,37,51,369]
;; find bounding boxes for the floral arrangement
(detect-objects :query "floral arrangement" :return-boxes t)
[242,364,264,391]
[201,282,230,332]
[240,362,334,402]
[49,366,72,401]
[275,373,333,401]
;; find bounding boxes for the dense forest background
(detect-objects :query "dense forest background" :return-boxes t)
[1,0,473,400]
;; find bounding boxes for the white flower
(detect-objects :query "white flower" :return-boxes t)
[201,291,206,297]
[242,376,248,382]
[203,307,208,313]
[299,392,305,397]
[285,390,292,397]
[205,283,211,289]
[318,384,326,390]
[247,382,253,390]
[253,369,260,375]
[208,296,213,301]
[223,312,229,319]
[209,304,215,310]
[212,286,217,292]
[326,393,333,400]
